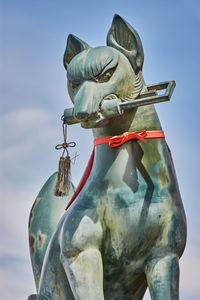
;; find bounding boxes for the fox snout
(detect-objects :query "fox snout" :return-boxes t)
[73,81,101,122]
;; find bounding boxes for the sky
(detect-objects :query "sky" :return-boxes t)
[0,0,200,299]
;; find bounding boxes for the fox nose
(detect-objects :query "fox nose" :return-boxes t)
[73,81,101,121]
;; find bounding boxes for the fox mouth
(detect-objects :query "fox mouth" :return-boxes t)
[80,94,123,128]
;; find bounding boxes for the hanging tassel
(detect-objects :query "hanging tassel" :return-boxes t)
[55,122,76,196]
[55,155,71,196]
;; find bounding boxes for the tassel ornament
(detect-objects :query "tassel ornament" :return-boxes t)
[55,122,76,196]
[55,156,71,196]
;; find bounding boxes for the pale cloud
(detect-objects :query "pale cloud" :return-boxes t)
[180,245,200,295]
[0,259,35,300]
[0,107,59,180]
[0,184,37,299]
[0,107,58,146]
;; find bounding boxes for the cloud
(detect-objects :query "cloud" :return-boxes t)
[0,182,38,299]
[0,256,35,300]
[0,107,58,153]
[0,107,60,183]
[180,244,200,295]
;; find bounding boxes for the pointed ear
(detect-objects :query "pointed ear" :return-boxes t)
[107,14,144,74]
[63,34,90,69]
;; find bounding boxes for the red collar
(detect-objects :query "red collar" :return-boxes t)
[94,130,165,148]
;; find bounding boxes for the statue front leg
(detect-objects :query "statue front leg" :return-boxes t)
[145,254,179,300]
[61,248,104,299]
[60,214,104,299]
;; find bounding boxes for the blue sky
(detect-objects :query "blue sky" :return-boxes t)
[0,0,199,299]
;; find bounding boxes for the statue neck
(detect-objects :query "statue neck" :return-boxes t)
[88,105,163,182]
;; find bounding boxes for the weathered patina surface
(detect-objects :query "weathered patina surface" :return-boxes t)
[28,172,75,290]
[28,15,186,299]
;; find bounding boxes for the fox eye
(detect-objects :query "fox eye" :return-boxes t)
[96,66,117,83]
[99,71,112,82]
[71,82,80,89]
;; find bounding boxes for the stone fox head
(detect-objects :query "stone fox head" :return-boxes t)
[63,14,144,128]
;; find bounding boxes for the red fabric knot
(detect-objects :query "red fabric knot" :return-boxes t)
[108,130,147,147]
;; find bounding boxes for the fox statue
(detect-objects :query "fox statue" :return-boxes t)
[28,15,186,300]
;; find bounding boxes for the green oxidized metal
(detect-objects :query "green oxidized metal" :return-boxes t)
[28,14,186,300]
[28,173,75,290]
